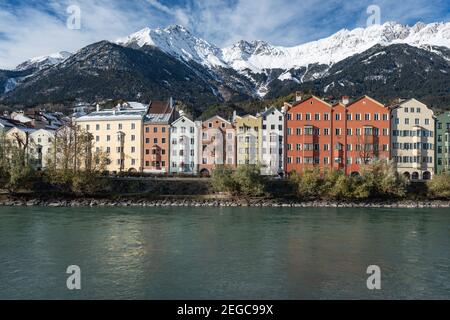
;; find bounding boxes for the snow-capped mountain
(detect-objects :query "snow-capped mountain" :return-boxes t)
[116,22,450,74]
[2,21,449,111]
[15,51,72,71]
[221,21,450,72]
[116,25,226,68]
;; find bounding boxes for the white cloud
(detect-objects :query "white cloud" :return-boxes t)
[0,0,448,69]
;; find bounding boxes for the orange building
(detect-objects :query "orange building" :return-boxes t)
[345,96,390,175]
[285,95,391,175]
[285,96,334,173]
[143,99,178,174]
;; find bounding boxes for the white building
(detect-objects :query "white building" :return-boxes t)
[30,129,55,170]
[170,115,202,174]
[260,107,284,176]
[391,98,435,180]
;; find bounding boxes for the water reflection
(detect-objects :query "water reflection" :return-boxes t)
[0,207,448,299]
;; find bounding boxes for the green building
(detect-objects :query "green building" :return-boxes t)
[435,112,450,174]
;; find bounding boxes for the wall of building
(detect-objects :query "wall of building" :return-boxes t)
[30,129,55,170]
[170,116,202,174]
[200,116,236,176]
[261,108,284,175]
[346,96,390,175]
[143,123,170,173]
[286,97,333,173]
[77,119,144,173]
[436,112,450,174]
[236,115,262,166]
[391,99,435,180]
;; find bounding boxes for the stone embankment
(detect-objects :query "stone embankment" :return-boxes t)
[1,197,449,208]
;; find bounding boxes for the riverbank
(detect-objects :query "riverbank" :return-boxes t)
[1,195,450,208]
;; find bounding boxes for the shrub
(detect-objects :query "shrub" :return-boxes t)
[232,164,266,197]
[211,164,267,197]
[427,173,450,199]
[211,165,235,193]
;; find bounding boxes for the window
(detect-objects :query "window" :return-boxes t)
[405,118,409,125]
[96,124,100,130]
[335,128,341,135]
[355,114,361,121]
[118,124,122,130]
[324,113,330,121]
[365,114,371,121]
[131,123,136,130]
[335,113,341,121]
[324,128,330,135]
[347,113,352,121]
[315,113,320,121]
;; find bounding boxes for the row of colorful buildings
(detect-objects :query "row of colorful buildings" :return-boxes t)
[1,95,450,180]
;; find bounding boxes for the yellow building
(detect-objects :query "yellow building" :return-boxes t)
[234,114,262,165]
[75,102,148,173]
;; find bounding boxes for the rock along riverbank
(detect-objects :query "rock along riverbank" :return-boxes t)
[1,196,450,209]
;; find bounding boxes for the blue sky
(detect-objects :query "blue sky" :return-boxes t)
[0,0,449,69]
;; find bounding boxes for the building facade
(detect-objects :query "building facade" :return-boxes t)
[200,115,236,176]
[143,99,177,174]
[285,96,334,173]
[346,96,391,175]
[260,107,284,176]
[169,115,202,174]
[285,95,390,175]
[75,102,148,173]
[30,129,55,170]
[436,112,450,174]
[391,98,434,180]
[235,114,262,166]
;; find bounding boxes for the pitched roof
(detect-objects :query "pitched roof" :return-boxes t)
[144,99,174,124]
[347,95,386,108]
[147,100,172,114]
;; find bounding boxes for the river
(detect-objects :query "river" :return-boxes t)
[0,206,448,299]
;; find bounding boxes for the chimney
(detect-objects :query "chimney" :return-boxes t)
[169,97,174,108]
[232,110,237,122]
[179,110,185,117]
[341,96,350,105]
[96,104,100,112]
[295,91,302,102]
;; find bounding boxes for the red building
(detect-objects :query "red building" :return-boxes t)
[285,95,391,175]
[285,96,333,173]
[345,96,391,175]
